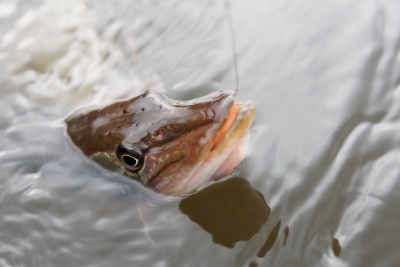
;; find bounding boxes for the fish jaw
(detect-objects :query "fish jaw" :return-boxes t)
[147,100,256,196]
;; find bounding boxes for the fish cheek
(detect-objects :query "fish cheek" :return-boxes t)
[91,152,142,181]
[91,152,125,173]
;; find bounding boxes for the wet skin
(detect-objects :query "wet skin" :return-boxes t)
[66,90,255,196]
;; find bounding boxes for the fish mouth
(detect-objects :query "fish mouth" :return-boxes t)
[147,96,256,196]
[202,99,256,180]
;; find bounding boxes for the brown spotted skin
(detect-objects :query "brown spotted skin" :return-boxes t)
[66,90,235,192]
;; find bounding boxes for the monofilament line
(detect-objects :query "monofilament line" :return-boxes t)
[225,0,239,96]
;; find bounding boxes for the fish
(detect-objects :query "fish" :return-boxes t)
[66,90,255,196]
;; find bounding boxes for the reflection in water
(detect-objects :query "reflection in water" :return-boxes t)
[179,177,270,248]
[332,238,341,257]
[283,226,289,247]
[257,220,281,258]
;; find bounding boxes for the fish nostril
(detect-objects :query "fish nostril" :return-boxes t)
[135,123,139,127]
[158,105,162,109]
[123,109,128,114]
[141,108,145,112]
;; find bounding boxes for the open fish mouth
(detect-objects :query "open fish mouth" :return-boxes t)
[208,100,256,178]
[66,89,256,196]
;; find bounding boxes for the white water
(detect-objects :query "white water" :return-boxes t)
[1,0,400,266]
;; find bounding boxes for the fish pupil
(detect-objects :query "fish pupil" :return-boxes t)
[122,155,138,166]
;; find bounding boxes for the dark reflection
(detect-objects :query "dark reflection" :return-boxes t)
[283,226,289,246]
[249,262,258,267]
[332,238,341,257]
[257,220,281,258]
[179,177,270,248]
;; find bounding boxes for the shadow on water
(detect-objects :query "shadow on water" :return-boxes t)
[179,177,270,248]
[178,176,303,263]
[257,219,281,257]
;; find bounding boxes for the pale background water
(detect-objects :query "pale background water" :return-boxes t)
[0,0,400,266]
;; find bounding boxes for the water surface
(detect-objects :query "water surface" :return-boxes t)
[1,0,400,266]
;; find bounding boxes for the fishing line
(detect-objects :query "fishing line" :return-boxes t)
[224,0,239,96]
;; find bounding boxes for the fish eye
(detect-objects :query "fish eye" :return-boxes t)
[116,145,144,171]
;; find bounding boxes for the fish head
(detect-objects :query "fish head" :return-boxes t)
[66,90,255,196]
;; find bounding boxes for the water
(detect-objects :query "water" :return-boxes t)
[1,0,400,266]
